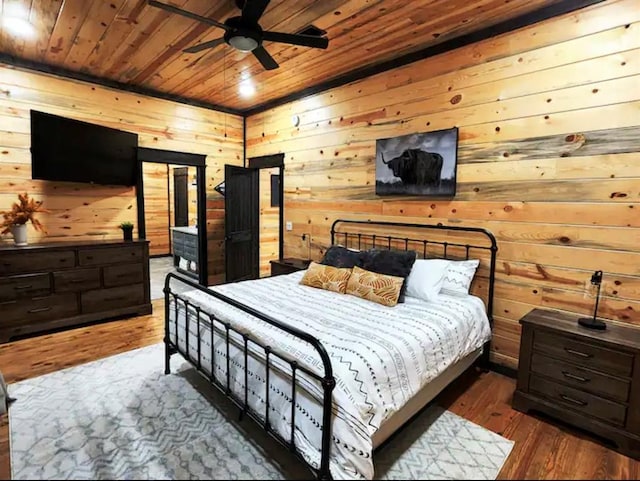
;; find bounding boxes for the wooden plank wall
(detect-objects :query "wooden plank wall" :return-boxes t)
[246,0,640,369]
[0,64,243,285]
[142,162,170,256]
[259,167,280,277]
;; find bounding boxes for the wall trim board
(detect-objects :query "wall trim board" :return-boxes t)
[137,147,206,167]
[489,362,518,379]
[243,0,606,116]
[0,56,243,117]
[243,117,247,167]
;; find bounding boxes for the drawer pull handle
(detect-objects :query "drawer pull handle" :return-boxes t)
[562,371,589,383]
[28,306,51,314]
[86,256,94,260]
[560,394,588,407]
[70,279,85,284]
[564,348,592,358]
[14,284,33,290]
[104,296,125,302]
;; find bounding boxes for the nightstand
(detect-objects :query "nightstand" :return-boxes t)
[513,308,640,459]
[269,258,311,276]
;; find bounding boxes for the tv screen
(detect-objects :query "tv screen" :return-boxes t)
[30,110,139,186]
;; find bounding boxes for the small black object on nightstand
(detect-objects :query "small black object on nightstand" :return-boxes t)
[578,270,607,331]
[270,258,311,276]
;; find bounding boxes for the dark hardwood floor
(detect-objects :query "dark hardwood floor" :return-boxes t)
[1,299,638,479]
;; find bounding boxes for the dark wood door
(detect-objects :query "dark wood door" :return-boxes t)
[224,165,259,283]
[173,167,189,227]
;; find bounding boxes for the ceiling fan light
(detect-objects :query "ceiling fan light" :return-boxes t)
[229,35,258,52]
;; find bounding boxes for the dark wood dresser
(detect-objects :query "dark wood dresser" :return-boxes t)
[270,258,311,276]
[513,308,640,459]
[0,240,152,343]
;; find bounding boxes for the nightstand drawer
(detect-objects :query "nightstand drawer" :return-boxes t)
[530,375,626,427]
[531,352,630,403]
[534,329,634,377]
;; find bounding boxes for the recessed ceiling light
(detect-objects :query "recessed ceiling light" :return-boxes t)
[239,81,255,97]
[2,17,35,38]
[2,4,36,39]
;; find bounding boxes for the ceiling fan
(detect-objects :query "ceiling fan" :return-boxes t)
[148,0,329,71]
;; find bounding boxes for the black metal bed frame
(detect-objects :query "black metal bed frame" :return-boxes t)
[163,219,498,480]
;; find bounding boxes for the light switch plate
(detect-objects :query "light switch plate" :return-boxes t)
[286,221,293,231]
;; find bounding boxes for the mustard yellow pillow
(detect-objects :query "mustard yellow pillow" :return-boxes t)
[345,266,404,307]
[299,261,353,294]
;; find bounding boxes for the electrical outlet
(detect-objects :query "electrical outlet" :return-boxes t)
[286,221,293,231]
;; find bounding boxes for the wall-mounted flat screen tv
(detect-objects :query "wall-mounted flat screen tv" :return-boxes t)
[30,110,139,186]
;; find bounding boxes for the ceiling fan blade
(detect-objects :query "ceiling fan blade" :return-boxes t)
[242,0,271,24]
[262,31,328,49]
[183,37,226,53]
[147,0,230,31]
[252,46,278,70]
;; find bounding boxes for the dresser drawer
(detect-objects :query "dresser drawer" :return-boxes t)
[534,329,634,377]
[81,284,144,313]
[0,273,51,302]
[0,251,75,276]
[0,293,79,326]
[531,352,630,403]
[54,268,101,293]
[530,375,627,427]
[78,246,142,266]
[103,264,144,288]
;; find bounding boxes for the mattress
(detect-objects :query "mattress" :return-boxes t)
[167,271,491,480]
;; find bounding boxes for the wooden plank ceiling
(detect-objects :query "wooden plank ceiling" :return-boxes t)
[0,0,562,112]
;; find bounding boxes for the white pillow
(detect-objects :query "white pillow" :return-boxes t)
[441,259,480,295]
[405,259,450,302]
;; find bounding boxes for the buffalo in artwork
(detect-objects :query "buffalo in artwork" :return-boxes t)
[381,149,444,186]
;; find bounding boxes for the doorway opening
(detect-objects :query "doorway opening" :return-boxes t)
[136,148,208,298]
[223,154,284,283]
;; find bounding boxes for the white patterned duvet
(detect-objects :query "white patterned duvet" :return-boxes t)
[167,271,491,480]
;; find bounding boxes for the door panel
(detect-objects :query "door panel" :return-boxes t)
[224,165,259,283]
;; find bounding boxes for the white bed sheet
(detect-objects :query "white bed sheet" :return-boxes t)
[168,271,491,480]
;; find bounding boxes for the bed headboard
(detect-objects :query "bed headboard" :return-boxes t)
[330,219,498,326]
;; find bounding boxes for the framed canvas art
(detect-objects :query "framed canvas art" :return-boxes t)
[375,127,458,197]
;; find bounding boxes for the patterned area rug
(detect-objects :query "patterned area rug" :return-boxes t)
[9,344,513,480]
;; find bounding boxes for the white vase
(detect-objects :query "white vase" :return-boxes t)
[11,224,27,246]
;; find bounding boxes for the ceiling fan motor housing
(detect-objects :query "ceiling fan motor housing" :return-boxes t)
[224,16,262,52]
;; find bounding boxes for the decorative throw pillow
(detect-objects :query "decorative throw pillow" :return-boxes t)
[345,266,404,307]
[405,259,450,302]
[440,259,480,295]
[320,245,367,269]
[299,261,353,294]
[362,249,417,302]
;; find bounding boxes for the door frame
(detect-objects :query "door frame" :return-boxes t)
[136,147,208,286]
[247,153,285,260]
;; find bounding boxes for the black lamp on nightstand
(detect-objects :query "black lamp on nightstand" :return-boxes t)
[578,270,607,331]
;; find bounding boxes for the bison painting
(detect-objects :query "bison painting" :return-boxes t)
[381,149,444,186]
[375,127,458,197]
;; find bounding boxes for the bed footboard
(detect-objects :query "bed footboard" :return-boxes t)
[163,272,336,480]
